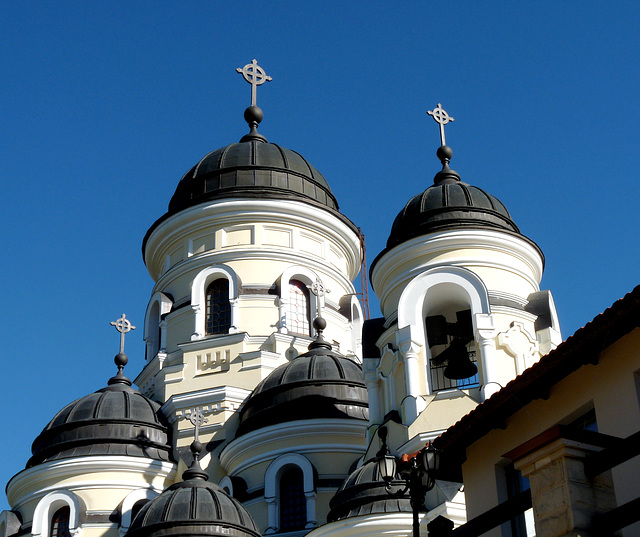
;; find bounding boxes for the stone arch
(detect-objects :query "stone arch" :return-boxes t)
[191,265,239,340]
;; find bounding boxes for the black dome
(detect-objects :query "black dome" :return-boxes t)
[236,330,368,437]
[28,374,172,467]
[384,145,520,250]
[386,179,519,249]
[168,139,338,214]
[127,478,259,537]
[328,458,412,522]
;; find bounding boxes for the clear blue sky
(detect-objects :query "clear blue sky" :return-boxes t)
[2,2,639,509]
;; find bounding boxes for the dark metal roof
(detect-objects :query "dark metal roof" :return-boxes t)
[434,284,640,474]
[28,368,173,467]
[168,140,338,214]
[327,457,412,522]
[142,137,361,259]
[127,463,259,537]
[370,147,543,280]
[236,323,369,437]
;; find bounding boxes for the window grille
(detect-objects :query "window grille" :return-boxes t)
[49,507,71,537]
[205,279,231,335]
[430,349,479,392]
[279,467,306,532]
[287,280,310,335]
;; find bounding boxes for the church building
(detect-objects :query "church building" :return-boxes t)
[4,61,636,537]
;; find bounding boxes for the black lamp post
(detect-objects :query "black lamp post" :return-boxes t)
[376,427,440,537]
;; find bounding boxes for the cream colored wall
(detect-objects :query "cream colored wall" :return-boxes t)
[7,457,176,535]
[462,328,640,530]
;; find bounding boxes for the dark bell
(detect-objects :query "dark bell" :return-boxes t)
[441,339,478,380]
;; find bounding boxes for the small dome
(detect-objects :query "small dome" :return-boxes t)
[28,365,172,467]
[328,458,411,522]
[386,181,519,249]
[236,321,368,436]
[127,480,259,537]
[168,140,338,214]
[384,145,520,250]
[127,443,259,537]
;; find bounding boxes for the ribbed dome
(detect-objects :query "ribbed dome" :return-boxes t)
[385,145,520,249]
[127,477,259,537]
[28,368,172,467]
[168,140,338,215]
[328,458,412,522]
[386,180,519,249]
[237,322,368,437]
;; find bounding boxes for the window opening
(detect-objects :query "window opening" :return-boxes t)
[205,279,231,335]
[279,467,306,532]
[287,280,310,336]
[49,507,71,537]
[130,500,148,526]
[426,309,478,391]
[505,464,534,537]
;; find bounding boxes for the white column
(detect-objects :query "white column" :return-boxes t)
[475,313,498,400]
[304,490,317,528]
[191,305,203,340]
[264,496,277,534]
[396,326,423,424]
[363,363,382,425]
[229,297,239,333]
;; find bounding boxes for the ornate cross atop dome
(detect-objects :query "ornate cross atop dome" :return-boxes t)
[427,103,454,147]
[236,59,272,107]
[110,313,136,354]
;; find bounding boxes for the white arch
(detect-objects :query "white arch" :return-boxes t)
[144,292,173,360]
[218,476,234,496]
[395,266,497,420]
[191,265,239,340]
[278,266,324,335]
[264,453,317,533]
[119,489,159,536]
[349,295,364,361]
[32,490,84,537]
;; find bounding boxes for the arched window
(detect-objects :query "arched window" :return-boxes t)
[287,280,310,335]
[206,279,231,335]
[49,507,70,537]
[130,500,148,525]
[279,467,306,532]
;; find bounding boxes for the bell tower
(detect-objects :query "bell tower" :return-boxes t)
[364,104,561,452]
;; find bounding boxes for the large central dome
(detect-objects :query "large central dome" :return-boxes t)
[168,138,339,214]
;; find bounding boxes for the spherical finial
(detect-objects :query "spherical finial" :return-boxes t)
[191,439,203,455]
[244,105,263,125]
[436,145,453,164]
[114,352,128,368]
[313,317,327,332]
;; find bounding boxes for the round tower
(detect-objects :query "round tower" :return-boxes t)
[134,62,365,492]
[365,104,561,442]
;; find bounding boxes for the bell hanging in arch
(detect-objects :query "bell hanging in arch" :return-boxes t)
[442,338,478,380]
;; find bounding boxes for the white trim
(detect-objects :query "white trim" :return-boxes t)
[144,292,173,360]
[0,510,21,537]
[144,199,361,283]
[191,264,239,340]
[7,458,176,511]
[220,419,367,475]
[32,490,83,537]
[264,454,317,533]
[161,386,251,425]
[119,489,158,537]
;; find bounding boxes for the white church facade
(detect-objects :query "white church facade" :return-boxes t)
[9,62,636,537]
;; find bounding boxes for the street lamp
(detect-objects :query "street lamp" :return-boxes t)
[376,427,440,537]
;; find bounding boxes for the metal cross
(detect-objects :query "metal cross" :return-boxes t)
[427,103,454,147]
[188,407,208,442]
[110,314,136,354]
[236,59,272,107]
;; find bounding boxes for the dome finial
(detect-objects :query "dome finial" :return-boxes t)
[108,314,134,386]
[308,316,332,351]
[427,103,461,185]
[237,59,272,143]
[183,407,209,481]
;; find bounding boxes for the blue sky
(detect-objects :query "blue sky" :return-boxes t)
[2,2,639,509]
